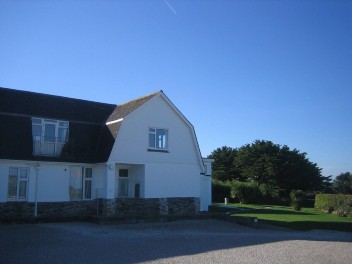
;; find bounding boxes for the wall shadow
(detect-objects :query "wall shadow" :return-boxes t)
[0,219,351,264]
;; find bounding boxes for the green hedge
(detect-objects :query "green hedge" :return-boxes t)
[212,179,231,203]
[315,194,352,216]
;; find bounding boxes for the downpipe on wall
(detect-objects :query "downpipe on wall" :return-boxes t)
[34,162,40,217]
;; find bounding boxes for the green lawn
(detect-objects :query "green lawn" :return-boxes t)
[215,203,352,232]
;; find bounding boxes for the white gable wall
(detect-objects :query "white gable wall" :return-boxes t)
[108,94,203,199]
[109,94,201,166]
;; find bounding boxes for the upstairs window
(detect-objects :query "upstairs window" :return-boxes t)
[149,128,168,150]
[32,118,69,156]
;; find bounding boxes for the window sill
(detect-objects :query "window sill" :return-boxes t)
[7,199,28,202]
[147,148,169,153]
[69,198,93,201]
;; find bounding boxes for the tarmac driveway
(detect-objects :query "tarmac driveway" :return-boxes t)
[0,219,351,264]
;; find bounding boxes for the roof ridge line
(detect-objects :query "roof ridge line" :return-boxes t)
[0,86,116,107]
[117,90,162,106]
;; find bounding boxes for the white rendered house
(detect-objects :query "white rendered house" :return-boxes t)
[0,87,213,219]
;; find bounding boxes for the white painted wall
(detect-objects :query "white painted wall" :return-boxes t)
[0,161,106,202]
[94,165,107,198]
[0,163,10,202]
[144,163,200,198]
[200,176,212,211]
[36,164,69,202]
[105,164,116,199]
[201,159,214,210]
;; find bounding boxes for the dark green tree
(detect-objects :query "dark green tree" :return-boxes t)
[276,146,322,193]
[333,172,352,194]
[235,140,281,184]
[209,140,324,195]
[320,175,333,193]
[208,146,239,181]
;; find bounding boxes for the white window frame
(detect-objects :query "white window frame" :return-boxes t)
[83,168,93,200]
[69,166,93,201]
[7,167,29,201]
[32,117,69,156]
[148,127,169,151]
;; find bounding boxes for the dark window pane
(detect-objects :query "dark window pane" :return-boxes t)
[149,133,155,148]
[119,169,128,177]
[85,180,92,199]
[7,175,17,199]
[19,181,27,199]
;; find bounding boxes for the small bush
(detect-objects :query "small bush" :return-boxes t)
[290,190,306,211]
[337,199,352,217]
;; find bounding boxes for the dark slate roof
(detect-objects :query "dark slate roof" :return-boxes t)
[0,87,116,124]
[0,87,158,163]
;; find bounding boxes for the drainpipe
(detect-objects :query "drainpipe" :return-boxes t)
[34,163,40,217]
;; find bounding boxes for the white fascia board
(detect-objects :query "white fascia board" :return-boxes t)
[106,118,123,126]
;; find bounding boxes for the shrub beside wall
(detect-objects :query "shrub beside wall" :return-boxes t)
[212,180,260,204]
[212,179,289,205]
[315,194,352,217]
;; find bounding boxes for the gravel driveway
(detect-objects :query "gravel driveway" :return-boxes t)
[1,219,351,264]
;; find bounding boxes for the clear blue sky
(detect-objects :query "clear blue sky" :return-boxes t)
[1,0,351,177]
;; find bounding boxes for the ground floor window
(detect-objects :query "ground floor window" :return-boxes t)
[69,167,92,200]
[8,168,29,201]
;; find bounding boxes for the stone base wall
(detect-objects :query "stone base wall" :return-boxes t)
[0,200,97,221]
[37,201,97,217]
[0,202,35,220]
[99,197,200,217]
[0,197,200,221]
